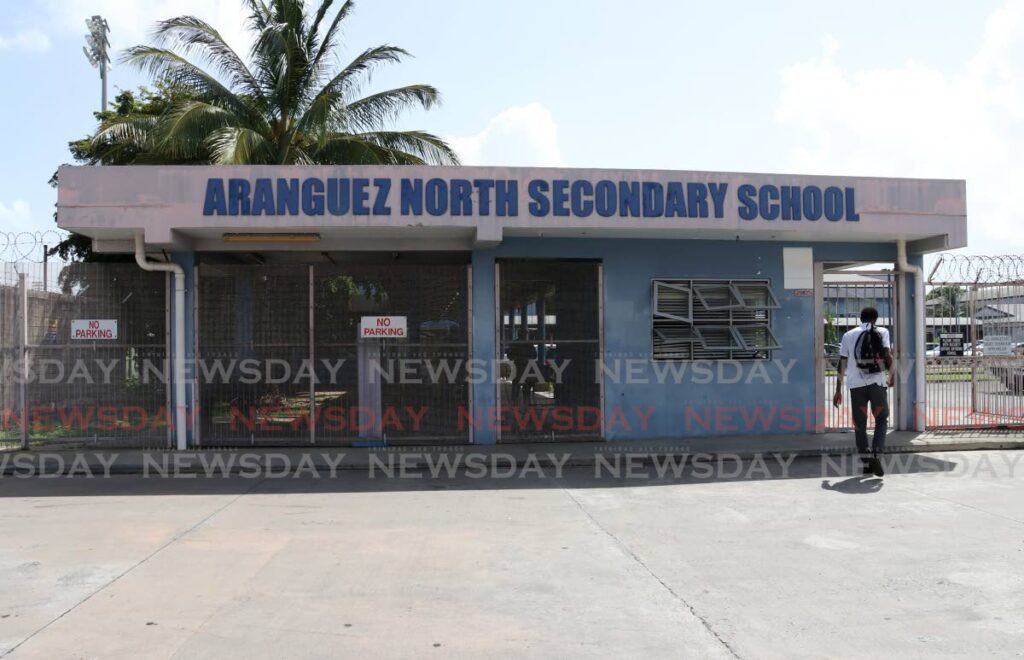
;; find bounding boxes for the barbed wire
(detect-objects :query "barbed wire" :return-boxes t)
[0,231,69,263]
[928,254,1024,285]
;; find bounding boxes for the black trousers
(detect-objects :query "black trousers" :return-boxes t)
[850,384,888,454]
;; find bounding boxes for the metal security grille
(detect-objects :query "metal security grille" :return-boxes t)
[967,284,1024,426]
[197,264,310,445]
[497,260,602,442]
[1,262,169,449]
[823,271,898,432]
[196,260,469,446]
[314,262,469,444]
[652,279,780,360]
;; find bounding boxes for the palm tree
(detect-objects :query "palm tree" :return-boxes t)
[96,0,459,166]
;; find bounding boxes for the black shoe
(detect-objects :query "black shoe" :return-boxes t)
[870,457,885,477]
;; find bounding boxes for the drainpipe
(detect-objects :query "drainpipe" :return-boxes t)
[897,239,926,432]
[135,234,187,450]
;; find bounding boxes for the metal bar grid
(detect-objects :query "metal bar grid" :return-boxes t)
[195,261,470,447]
[823,272,898,432]
[496,259,602,443]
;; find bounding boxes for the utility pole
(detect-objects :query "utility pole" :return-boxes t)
[83,15,111,112]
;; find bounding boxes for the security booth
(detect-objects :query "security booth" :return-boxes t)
[55,165,967,448]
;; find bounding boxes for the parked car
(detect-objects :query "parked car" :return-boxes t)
[925,342,941,357]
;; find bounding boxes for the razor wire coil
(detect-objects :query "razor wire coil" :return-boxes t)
[928,254,1024,285]
[0,231,68,263]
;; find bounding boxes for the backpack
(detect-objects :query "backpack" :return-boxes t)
[854,325,884,374]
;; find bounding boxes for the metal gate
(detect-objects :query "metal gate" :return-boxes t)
[496,259,602,442]
[195,260,470,446]
[821,268,898,432]
[924,255,1024,429]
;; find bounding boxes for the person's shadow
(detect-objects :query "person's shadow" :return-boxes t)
[821,475,884,494]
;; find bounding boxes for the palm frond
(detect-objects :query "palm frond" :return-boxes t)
[321,45,408,99]
[298,45,409,135]
[310,0,355,68]
[151,101,236,161]
[93,115,157,149]
[208,126,275,164]
[151,16,264,103]
[312,134,409,164]
[342,85,441,132]
[249,18,310,120]
[242,0,274,33]
[90,115,160,163]
[315,130,460,166]
[122,45,270,134]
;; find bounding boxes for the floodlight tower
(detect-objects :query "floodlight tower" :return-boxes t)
[83,15,111,112]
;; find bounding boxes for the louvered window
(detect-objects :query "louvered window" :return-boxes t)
[652,279,780,360]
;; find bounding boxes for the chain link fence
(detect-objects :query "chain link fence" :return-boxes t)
[923,278,1024,429]
[1,261,169,449]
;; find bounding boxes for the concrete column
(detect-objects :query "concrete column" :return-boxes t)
[471,249,497,444]
[906,252,925,430]
[894,254,925,431]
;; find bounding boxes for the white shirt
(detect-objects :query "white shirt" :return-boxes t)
[839,322,891,389]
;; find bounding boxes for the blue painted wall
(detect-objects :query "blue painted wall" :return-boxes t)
[470,238,903,443]
[172,241,915,446]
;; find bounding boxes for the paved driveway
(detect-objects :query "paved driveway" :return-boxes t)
[1,451,1022,658]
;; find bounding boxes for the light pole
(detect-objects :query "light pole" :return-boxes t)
[83,15,111,112]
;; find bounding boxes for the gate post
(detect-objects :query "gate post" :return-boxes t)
[18,272,28,450]
[813,261,825,433]
[969,284,978,416]
[470,251,497,444]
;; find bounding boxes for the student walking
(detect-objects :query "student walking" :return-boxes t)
[833,307,894,477]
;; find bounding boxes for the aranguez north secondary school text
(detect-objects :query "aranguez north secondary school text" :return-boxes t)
[202,176,862,221]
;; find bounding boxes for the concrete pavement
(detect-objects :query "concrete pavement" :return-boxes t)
[0,450,1022,658]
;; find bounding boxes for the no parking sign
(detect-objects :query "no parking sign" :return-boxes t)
[71,319,118,340]
[359,316,407,339]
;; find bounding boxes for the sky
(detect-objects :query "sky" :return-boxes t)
[0,0,1021,256]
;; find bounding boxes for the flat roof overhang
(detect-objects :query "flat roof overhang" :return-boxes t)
[56,165,967,254]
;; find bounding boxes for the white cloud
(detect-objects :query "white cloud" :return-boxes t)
[775,0,1024,255]
[0,200,33,228]
[0,200,48,235]
[449,103,564,167]
[0,29,51,53]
